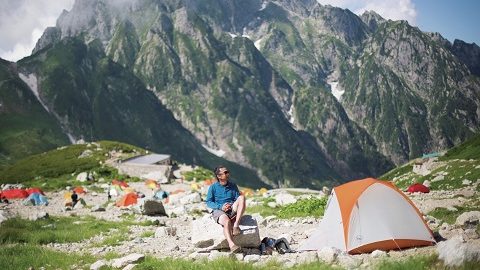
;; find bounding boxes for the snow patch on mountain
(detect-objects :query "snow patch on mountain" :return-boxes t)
[19,72,76,143]
[19,73,50,113]
[202,144,225,157]
[326,76,345,101]
[254,38,263,50]
[288,103,295,127]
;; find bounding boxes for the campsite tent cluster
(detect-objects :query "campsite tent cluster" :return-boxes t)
[1,176,437,255]
[0,187,48,206]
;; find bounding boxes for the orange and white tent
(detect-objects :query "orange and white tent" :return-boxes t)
[299,178,435,254]
[116,192,138,207]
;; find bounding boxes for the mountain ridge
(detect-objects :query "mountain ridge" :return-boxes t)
[1,0,479,188]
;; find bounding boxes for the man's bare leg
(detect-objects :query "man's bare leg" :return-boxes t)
[218,214,236,248]
[232,195,246,228]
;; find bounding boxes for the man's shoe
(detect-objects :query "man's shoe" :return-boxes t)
[230,244,242,253]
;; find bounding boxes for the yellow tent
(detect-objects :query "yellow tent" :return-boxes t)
[64,192,72,202]
[258,188,268,196]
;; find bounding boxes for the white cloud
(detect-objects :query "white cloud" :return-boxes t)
[0,0,74,62]
[317,0,417,25]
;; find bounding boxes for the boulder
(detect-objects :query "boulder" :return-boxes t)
[437,235,480,267]
[76,172,88,182]
[168,193,184,205]
[155,227,177,237]
[296,251,318,264]
[463,229,479,240]
[166,205,187,217]
[122,264,136,270]
[208,250,231,261]
[28,211,49,221]
[337,253,362,269]
[244,254,261,262]
[0,210,10,224]
[267,202,277,208]
[91,205,106,212]
[142,200,167,216]
[180,193,202,205]
[191,214,261,249]
[371,250,387,258]
[90,260,107,270]
[455,211,480,228]
[111,253,145,268]
[316,247,340,264]
[275,193,297,206]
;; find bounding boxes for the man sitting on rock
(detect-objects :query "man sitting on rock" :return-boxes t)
[206,166,246,253]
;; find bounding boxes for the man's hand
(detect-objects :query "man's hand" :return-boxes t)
[222,203,232,212]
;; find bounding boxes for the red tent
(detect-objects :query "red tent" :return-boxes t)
[73,186,86,194]
[116,192,138,207]
[1,189,29,199]
[26,188,45,195]
[112,179,129,188]
[407,183,430,193]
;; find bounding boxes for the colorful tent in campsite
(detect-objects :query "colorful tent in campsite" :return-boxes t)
[26,188,45,195]
[0,189,29,199]
[23,192,48,206]
[299,178,435,254]
[407,183,430,193]
[73,186,86,194]
[145,179,158,189]
[116,192,138,207]
[112,179,129,188]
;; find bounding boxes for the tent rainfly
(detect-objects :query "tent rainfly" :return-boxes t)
[299,178,435,254]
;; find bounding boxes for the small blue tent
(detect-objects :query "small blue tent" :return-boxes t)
[23,192,48,206]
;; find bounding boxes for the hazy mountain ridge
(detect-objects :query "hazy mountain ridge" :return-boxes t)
[2,0,479,188]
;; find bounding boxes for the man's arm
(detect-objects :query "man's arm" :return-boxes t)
[206,185,221,209]
[233,183,240,201]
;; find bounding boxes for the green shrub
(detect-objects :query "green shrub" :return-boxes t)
[182,166,215,182]
[247,196,328,219]
[277,196,327,219]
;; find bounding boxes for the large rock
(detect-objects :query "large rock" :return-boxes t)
[76,172,88,182]
[455,211,480,228]
[180,193,202,205]
[90,260,107,270]
[275,193,297,206]
[142,200,167,216]
[28,211,49,221]
[0,210,10,224]
[317,247,340,263]
[437,235,480,267]
[191,214,261,249]
[111,253,145,268]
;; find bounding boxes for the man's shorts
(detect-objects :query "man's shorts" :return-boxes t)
[212,209,237,224]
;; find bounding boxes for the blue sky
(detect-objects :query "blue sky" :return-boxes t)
[317,0,479,45]
[0,0,479,61]
[415,0,479,45]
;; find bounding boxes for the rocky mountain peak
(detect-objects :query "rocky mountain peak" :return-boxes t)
[360,10,386,31]
[450,39,480,76]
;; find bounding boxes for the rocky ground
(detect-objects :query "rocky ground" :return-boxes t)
[1,179,479,269]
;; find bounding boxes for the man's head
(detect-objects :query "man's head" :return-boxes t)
[214,166,230,184]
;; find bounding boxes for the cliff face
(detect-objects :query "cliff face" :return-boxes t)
[3,0,479,188]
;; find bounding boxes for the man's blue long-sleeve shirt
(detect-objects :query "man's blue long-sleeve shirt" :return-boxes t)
[206,181,240,210]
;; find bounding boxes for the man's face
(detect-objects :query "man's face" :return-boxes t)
[216,168,230,182]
